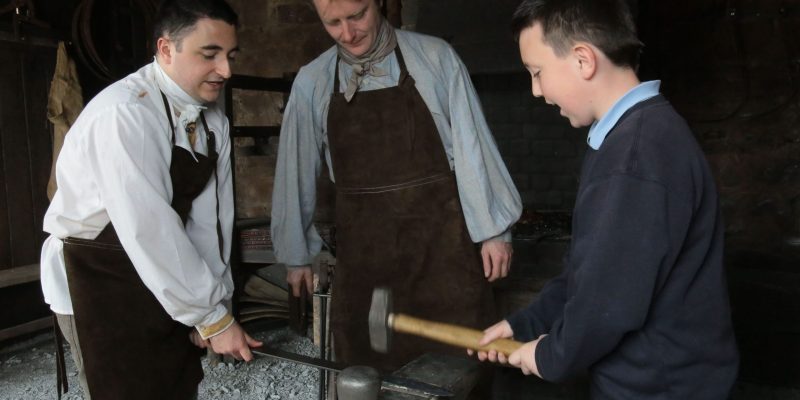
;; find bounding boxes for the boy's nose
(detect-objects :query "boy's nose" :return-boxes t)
[531,80,542,98]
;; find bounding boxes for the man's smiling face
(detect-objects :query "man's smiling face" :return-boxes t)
[160,17,239,103]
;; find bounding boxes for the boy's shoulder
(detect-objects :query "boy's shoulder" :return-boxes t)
[591,95,706,182]
[617,95,695,149]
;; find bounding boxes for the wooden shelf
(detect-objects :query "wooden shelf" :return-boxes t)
[0,317,51,342]
[0,264,39,289]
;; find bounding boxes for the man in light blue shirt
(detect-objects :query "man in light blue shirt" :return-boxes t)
[271,0,522,373]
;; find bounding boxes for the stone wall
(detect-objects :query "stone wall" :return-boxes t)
[471,73,587,210]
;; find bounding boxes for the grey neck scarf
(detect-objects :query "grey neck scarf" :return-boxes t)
[337,16,397,102]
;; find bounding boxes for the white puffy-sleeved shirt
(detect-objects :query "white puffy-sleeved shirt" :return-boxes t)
[41,61,234,330]
[272,30,523,266]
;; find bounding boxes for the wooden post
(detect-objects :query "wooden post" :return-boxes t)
[383,0,402,28]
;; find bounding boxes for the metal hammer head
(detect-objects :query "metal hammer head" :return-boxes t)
[368,286,393,353]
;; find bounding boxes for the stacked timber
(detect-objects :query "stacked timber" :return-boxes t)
[239,274,289,323]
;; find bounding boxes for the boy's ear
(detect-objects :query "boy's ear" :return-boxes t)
[572,43,597,80]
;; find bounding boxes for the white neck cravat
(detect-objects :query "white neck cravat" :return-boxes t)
[153,59,207,154]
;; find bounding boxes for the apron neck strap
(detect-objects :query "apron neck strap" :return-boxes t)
[161,90,213,152]
[199,111,215,155]
[160,91,176,145]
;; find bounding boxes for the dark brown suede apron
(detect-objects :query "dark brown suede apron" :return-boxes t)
[327,48,496,372]
[63,93,219,399]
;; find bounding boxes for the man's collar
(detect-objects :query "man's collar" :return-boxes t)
[153,57,203,107]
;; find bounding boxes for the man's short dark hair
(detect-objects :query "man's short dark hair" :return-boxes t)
[153,0,239,52]
[511,0,643,69]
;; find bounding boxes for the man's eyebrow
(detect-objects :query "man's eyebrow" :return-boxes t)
[199,44,240,53]
[349,5,368,18]
[321,5,367,24]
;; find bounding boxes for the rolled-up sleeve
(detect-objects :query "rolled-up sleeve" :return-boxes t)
[271,76,325,266]
[445,47,522,242]
[186,112,234,302]
[85,104,231,328]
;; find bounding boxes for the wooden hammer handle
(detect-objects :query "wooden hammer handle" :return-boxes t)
[391,313,524,356]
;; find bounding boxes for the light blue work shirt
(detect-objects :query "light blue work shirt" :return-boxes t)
[271,30,522,266]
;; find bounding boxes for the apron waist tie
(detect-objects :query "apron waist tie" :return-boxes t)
[53,313,69,399]
[337,172,452,194]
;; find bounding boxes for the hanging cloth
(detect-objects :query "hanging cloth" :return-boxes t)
[47,41,84,200]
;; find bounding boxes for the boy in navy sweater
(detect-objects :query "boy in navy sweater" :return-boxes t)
[471,0,740,398]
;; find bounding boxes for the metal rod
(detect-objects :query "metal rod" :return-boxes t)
[318,294,328,399]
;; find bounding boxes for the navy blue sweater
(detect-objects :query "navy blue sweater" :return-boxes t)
[507,96,739,399]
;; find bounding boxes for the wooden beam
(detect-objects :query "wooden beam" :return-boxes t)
[0,317,51,342]
[385,0,402,27]
[0,264,40,289]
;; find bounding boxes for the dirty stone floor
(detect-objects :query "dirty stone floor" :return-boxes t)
[3,326,800,400]
[0,325,320,400]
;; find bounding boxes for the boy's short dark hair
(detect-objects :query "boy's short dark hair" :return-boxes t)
[152,0,239,52]
[511,0,643,69]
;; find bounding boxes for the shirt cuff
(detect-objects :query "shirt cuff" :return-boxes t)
[484,229,512,243]
[196,311,235,340]
[505,313,536,342]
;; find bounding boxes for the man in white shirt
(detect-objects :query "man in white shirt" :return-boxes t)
[40,1,259,398]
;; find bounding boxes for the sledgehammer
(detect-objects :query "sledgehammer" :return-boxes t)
[368,287,524,356]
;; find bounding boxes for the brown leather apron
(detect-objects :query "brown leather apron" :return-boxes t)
[63,93,219,399]
[327,48,496,372]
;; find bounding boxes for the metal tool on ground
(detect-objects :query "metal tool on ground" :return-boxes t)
[368,287,524,356]
[337,366,381,400]
[312,252,335,400]
[252,347,453,398]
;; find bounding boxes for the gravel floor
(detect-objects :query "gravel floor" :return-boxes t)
[5,327,800,400]
[0,326,321,400]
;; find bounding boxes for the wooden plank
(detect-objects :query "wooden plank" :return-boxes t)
[22,45,55,252]
[232,126,282,138]
[0,31,59,48]
[0,316,51,342]
[7,51,38,266]
[0,280,50,331]
[0,264,40,289]
[0,44,18,268]
[0,43,55,269]
[228,74,293,93]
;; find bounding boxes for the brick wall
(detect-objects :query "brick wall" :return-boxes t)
[472,73,587,210]
[225,0,334,220]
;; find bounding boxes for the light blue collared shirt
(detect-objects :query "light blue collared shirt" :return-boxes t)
[271,30,523,266]
[587,80,661,150]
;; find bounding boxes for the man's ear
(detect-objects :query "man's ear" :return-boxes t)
[572,43,597,80]
[156,37,173,64]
